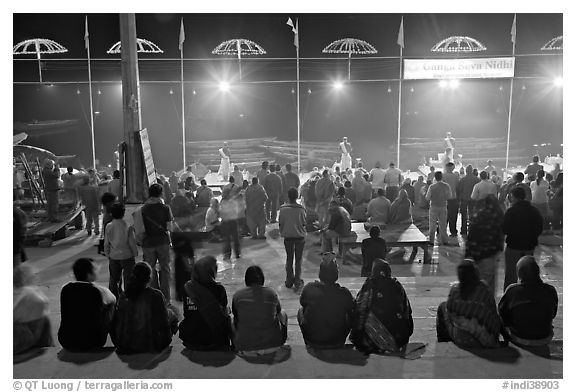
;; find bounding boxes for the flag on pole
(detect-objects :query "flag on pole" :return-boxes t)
[397,16,404,48]
[84,15,89,50]
[286,17,298,48]
[179,18,185,52]
[511,14,517,44]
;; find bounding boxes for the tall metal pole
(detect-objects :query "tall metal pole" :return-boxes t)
[180,18,186,170]
[505,13,517,174]
[120,13,145,202]
[396,40,403,167]
[296,18,301,174]
[85,16,96,170]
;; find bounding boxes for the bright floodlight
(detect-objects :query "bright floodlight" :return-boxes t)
[449,79,460,89]
[554,77,563,87]
[439,80,448,88]
[333,81,344,90]
[219,81,230,92]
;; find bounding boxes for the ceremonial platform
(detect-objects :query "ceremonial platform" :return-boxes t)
[13,204,563,379]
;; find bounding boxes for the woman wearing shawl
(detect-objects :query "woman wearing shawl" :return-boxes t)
[436,259,502,348]
[465,194,504,296]
[13,264,54,354]
[387,189,413,224]
[111,262,177,354]
[178,256,232,350]
[351,259,413,353]
[498,256,558,346]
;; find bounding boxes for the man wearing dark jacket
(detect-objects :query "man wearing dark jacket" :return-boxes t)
[263,165,283,223]
[298,258,354,348]
[457,165,480,236]
[502,187,543,291]
[279,187,307,289]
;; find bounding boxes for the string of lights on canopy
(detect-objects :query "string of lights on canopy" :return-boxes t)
[106,38,164,54]
[212,38,267,80]
[322,38,378,80]
[13,38,68,83]
[541,36,563,51]
[431,36,487,52]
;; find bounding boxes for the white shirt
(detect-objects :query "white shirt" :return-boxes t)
[384,167,403,187]
[530,179,549,204]
[369,168,386,189]
[471,180,498,201]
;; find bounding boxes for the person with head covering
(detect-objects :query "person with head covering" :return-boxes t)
[388,189,413,224]
[13,264,54,354]
[297,256,354,349]
[111,262,177,353]
[498,256,558,346]
[361,226,388,277]
[232,266,288,355]
[351,259,413,353]
[41,158,61,222]
[58,258,116,351]
[436,259,501,348]
[178,256,232,351]
[465,194,504,296]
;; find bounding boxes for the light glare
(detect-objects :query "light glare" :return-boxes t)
[219,81,230,92]
[554,77,563,87]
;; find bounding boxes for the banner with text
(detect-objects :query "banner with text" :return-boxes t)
[403,57,515,80]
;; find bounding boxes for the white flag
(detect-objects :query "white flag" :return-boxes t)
[397,16,404,48]
[179,18,185,52]
[510,14,517,44]
[84,15,89,50]
[286,17,298,48]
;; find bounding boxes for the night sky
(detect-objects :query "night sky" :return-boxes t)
[13,13,563,172]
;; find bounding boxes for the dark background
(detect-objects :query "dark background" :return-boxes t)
[13,13,563,172]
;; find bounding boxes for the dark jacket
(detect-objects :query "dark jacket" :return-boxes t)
[111,287,173,354]
[499,281,558,340]
[299,281,354,347]
[178,280,231,350]
[502,200,543,250]
[284,172,300,195]
[42,167,60,191]
[361,237,387,277]
[232,286,285,351]
[458,174,481,201]
[58,282,112,351]
[263,172,283,197]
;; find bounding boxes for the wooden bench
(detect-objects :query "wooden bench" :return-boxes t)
[340,222,432,264]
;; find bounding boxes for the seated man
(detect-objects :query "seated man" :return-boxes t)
[298,256,354,349]
[58,258,116,351]
[321,200,353,252]
[232,266,288,355]
[498,256,558,346]
[366,188,391,224]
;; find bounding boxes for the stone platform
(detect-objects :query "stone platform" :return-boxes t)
[14,214,563,379]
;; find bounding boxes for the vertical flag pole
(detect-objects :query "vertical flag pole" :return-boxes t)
[396,16,404,167]
[85,16,96,170]
[237,40,242,80]
[179,18,186,170]
[287,17,300,173]
[505,13,517,175]
[296,18,301,174]
[36,41,43,84]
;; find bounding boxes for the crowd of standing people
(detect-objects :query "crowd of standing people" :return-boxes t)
[13,154,561,359]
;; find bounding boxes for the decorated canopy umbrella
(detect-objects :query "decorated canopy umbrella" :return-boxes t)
[431,36,487,53]
[322,38,377,80]
[212,38,267,80]
[106,38,164,54]
[13,38,68,83]
[541,36,563,51]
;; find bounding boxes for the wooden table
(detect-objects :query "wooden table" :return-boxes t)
[340,222,432,264]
